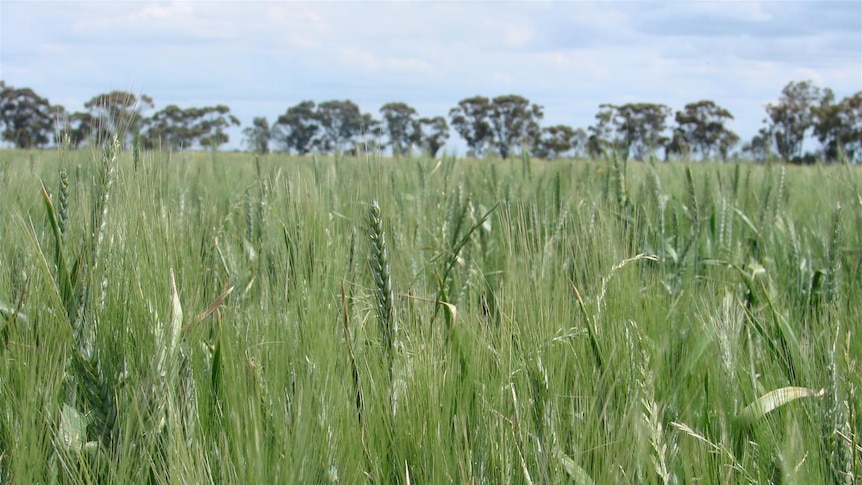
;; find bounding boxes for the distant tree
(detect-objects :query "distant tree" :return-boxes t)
[741,127,773,163]
[449,96,493,157]
[662,128,689,161]
[674,100,739,160]
[242,116,271,154]
[533,125,586,159]
[487,95,543,159]
[272,101,319,155]
[592,103,671,160]
[379,102,419,156]
[58,111,95,148]
[142,104,191,150]
[813,91,862,163]
[84,90,154,146]
[315,100,364,153]
[0,81,57,148]
[352,112,384,156]
[193,105,241,149]
[142,104,239,150]
[765,80,832,162]
[717,132,740,161]
[586,106,627,158]
[449,95,543,159]
[417,116,450,157]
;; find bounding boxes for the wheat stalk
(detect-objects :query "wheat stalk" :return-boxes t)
[636,324,674,484]
[72,350,118,450]
[369,200,396,360]
[369,199,400,478]
[57,167,70,240]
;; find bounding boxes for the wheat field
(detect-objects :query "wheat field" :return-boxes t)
[0,144,859,483]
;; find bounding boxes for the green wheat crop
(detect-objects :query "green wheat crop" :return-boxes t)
[0,146,859,483]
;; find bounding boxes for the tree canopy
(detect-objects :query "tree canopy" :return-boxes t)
[589,103,671,160]
[380,102,419,156]
[1,79,859,163]
[84,90,154,146]
[449,96,494,157]
[242,117,272,154]
[0,81,58,148]
[674,100,739,161]
[141,104,240,150]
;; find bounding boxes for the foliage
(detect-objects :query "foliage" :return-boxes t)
[449,95,494,157]
[674,100,740,161]
[586,107,617,158]
[315,99,366,154]
[272,100,320,155]
[591,103,672,160]
[142,104,240,150]
[194,105,241,149]
[449,95,543,159]
[379,102,419,156]
[242,117,272,154]
[141,104,192,150]
[56,111,95,149]
[488,94,543,159]
[0,81,58,148]
[533,124,587,159]
[355,112,383,155]
[417,116,449,157]
[84,90,154,146]
[813,91,862,163]
[1,81,860,162]
[765,81,831,162]
[741,127,774,164]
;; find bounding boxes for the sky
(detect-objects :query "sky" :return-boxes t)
[1,0,860,154]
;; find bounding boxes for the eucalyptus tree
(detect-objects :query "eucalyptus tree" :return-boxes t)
[272,101,320,155]
[417,116,450,157]
[141,104,239,150]
[315,100,365,154]
[741,128,773,163]
[488,95,543,159]
[0,81,58,148]
[813,90,862,162]
[194,105,241,149]
[765,80,832,162]
[449,96,493,157]
[84,90,154,146]
[533,125,587,159]
[674,100,739,160]
[379,102,419,156]
[450,94,543,158]
[242,117,272,154]
[591,103,671,160]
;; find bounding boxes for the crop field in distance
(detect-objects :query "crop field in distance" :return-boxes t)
[0,143,860,483]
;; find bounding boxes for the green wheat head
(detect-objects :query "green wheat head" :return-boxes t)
[369,200,395,355]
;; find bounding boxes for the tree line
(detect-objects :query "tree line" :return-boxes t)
[0,79,859,163]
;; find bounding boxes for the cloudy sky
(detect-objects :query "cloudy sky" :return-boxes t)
[1,0,860,153]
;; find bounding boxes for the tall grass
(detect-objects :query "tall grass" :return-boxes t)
[0,146,860,483]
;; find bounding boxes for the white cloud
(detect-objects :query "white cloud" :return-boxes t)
[502,23,534,47]
[384,57,435,75]
[135,0,194,20]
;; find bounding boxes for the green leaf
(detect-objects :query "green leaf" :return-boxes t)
[58,404,87,451]
[40,180,77,319]
[739,386,824,422]
[554,446,594,485]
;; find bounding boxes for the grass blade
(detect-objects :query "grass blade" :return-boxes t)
[739,386,825,422]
